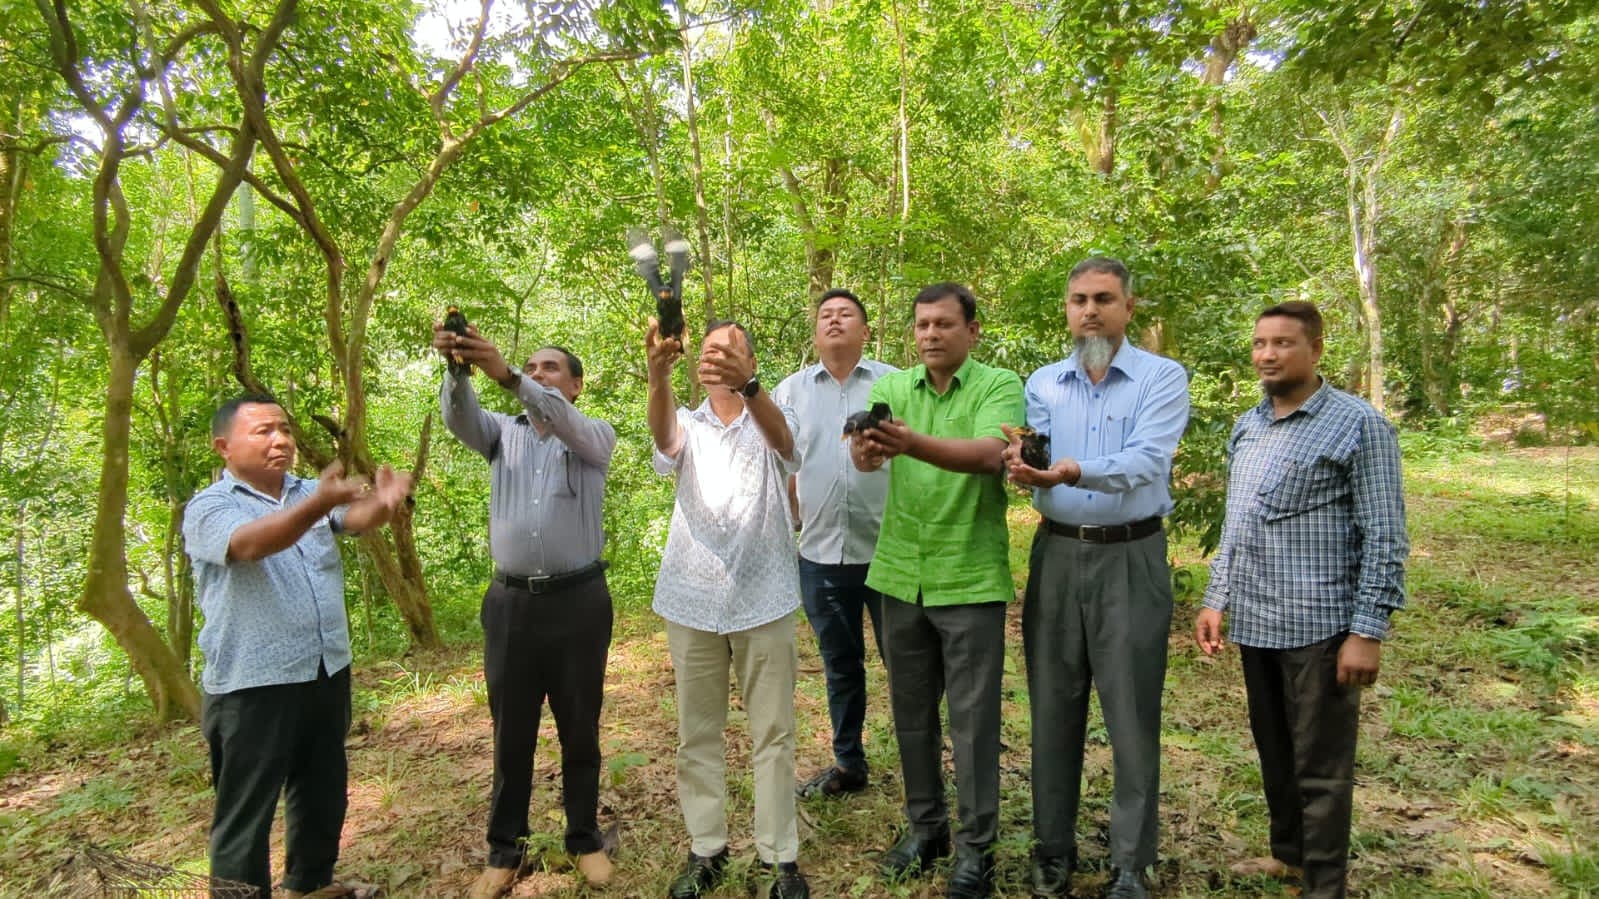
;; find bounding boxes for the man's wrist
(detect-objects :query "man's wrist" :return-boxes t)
[496,369,522,390]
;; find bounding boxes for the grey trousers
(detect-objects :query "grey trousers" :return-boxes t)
[880,594,1007,850]
[1023,526,1172,869]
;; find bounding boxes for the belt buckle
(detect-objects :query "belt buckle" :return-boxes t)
[1080,523,1108,542]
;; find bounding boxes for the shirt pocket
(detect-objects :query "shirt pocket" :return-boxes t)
[1101,411,1129,454]
[305,515,342,573]
[548,448,578,497]
[940,411,974,439]
[1256,459,1345,521]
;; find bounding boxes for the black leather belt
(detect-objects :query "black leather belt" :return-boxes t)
[1042,516,1162,544]
[494,560,608,595]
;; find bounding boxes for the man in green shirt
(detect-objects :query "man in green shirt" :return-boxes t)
[849,282,1024,899]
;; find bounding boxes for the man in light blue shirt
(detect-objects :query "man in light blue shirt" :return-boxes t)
[185,394,410,898]
[1004,258,1190,899]
[771,288,897,799]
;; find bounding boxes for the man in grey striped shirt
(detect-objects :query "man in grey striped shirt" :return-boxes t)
[435,322,617,898]
[1195,301,1408,899]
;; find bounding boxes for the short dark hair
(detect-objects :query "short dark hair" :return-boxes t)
[530,345,584,380]
[912,282,977,322]
[817,287,868,321]
[211,392,280,438]
[1067,256,1133,295]
[1257,301,1323,343]
[704,318,756,356]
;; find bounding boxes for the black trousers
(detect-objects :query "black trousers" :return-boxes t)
[482,574,613,868]
[1023,527,1172,870]
[880,594,1007,850]
[203,664,351,897]
[1240,634,1363,899]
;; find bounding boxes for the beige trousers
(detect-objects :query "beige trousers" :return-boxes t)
[665,613,799,864]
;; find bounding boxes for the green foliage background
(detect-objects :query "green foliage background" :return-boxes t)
[0,0,1596,731]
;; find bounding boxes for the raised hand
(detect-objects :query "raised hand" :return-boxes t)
[434,321,514,384]
[697,335,755,391]
[313,460,367,507]
[646,317,684,381]
[370,464,414,511]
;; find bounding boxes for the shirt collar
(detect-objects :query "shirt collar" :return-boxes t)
[221,468,302,503]
[1058,339,1139,384]
[911,355,977,391]
[809,358,873,382]
[1253,376,1331,420]
[689,398,750,428]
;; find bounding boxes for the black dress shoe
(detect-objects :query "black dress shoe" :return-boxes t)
[667,848,728,898]
[756,861,811,899]
[1030,849,1075,897]
[1105,867,1150,899]
[879,828,951,879]
[796,765,868,798]
[945,846,995,899]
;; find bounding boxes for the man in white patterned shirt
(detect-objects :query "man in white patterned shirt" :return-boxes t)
[1195,301,1408,899]
[646,316,810,899]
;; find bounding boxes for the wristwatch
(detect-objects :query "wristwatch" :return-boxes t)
[497,369,523,391]
[740,374,762,398]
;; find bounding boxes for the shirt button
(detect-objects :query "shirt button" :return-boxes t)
[1091,426,1097,431]
[534,499,540,505]
[532,532,539,538]
[535,469,541,475]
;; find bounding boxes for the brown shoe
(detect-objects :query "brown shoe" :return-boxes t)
[1229,857,1304,880]
[468,866,518,899]
[576,850,614,886]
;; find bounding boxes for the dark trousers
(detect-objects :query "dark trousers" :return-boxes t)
[1240,634,1363,899]
[203,664,351,897]
[798,557,884,774]
[1023,527,1172,870]
[482,574,613,868]
[880,594,1007,850]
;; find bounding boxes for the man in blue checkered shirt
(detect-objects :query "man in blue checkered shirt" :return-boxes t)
[1195,301,1407,899]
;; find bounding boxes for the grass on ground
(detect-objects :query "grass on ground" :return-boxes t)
[1,446,1596,897]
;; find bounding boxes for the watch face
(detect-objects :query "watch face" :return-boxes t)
[743,376,760,397]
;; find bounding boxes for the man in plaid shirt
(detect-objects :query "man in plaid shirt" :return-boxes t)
[1195,301,1408,899]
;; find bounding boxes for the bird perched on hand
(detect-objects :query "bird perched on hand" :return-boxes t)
[1014,426,1051,470]
[626,226,690,341]
[842,402,892,438]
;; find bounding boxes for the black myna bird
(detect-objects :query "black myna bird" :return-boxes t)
[842,402,892,438]
[1014,426,1051,469]
[442,306,472,376]
[627,226,690,341]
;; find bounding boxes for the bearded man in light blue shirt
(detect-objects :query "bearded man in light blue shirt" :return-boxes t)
[1003,258,1190,899]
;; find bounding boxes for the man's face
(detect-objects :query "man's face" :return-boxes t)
[1252,315,1323,396]
[215,402,294,487]
[815,296,869,356]
[524,348,581,402]
[1065,270,1135,342]
[913,295,978,371]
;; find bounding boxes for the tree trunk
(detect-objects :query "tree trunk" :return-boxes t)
[12,502,25,718]
[79,344,201,721]
[0,94,20,326]
[677,6,717,323]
